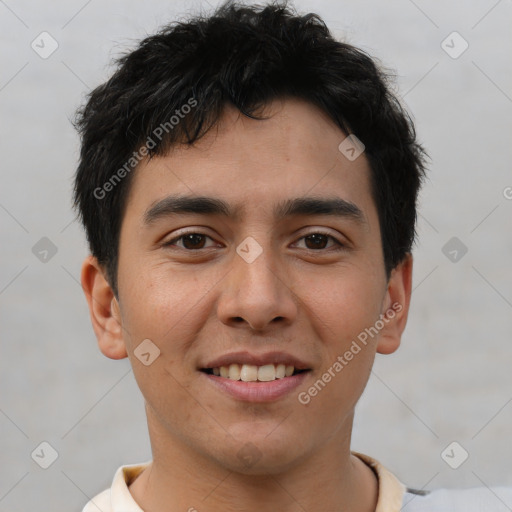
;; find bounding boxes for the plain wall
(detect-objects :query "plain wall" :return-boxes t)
[1,0,511,510]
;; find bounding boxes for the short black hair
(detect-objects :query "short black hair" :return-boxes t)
[73,0,427,297]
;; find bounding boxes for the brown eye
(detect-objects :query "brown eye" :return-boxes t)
[295,232,344,251]
[180,234,207,249]
[163,231,345,252]
[164,232,216,250]
[304,234,330,250]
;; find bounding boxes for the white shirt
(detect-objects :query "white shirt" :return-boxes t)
[82,452,512,511]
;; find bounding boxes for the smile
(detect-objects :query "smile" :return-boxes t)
[199,351,312,401]
[202,363,308,382]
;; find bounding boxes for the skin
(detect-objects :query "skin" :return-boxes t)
[81,98,413,512]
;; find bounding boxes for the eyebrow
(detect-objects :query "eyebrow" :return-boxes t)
[143,194,366,226]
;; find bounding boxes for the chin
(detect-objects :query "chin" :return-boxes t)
[217,449,302,476]
[211,429,307,475]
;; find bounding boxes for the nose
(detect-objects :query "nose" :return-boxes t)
[216,238,298,332]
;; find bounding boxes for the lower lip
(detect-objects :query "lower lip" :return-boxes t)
[201,371,310,402]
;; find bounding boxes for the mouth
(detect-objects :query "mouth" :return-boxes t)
[201,363,310,382]
[199,352,312,402]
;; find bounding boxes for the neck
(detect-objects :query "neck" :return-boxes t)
[129,411,378,512]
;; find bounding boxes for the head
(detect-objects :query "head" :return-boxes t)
[75,1,426,474]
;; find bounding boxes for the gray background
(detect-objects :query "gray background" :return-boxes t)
[1,0,511,510]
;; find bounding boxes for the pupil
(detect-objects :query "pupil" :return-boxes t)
[306,234,327,249]
[183,234,205,249]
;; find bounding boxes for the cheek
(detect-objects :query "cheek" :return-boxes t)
[118,261,213,348]
[117,268,200,421]
[294,269,382,404]
[297,268,383,347]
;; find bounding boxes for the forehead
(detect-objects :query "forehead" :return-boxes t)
[124,98,376,226]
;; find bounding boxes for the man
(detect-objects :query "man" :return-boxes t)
[73,1,503,511]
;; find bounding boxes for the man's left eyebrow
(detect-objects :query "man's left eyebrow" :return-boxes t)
[143,194,367,225]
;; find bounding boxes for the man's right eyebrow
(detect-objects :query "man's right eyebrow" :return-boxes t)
[143,195,239,225]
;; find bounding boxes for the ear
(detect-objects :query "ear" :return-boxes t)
[80,255,128,360]
[376,253,413,355]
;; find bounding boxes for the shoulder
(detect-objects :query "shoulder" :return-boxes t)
[82,489,111,512]
[81,461,150,512]
[403,486,512,511]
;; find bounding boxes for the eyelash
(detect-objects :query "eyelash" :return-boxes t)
[163,230,346,252]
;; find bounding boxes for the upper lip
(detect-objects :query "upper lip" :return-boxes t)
[201,351,311,370]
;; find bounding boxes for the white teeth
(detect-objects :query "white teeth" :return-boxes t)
[258,364,276,382]
[211,363,299,381]
[228,363,241,380]
[240,364,258,382]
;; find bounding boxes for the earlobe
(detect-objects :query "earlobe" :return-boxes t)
[80,255,128,360]
[376,254,413,355]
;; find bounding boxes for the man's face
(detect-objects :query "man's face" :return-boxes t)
[107,98,405,473]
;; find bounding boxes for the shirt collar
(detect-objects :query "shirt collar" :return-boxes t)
[110,462,149,512]
[108,453,406,512]
[353,452,407,512]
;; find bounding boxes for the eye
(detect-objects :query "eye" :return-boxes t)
[162,230,345,252]
[293,232,345,251]
[163,232,218,250]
